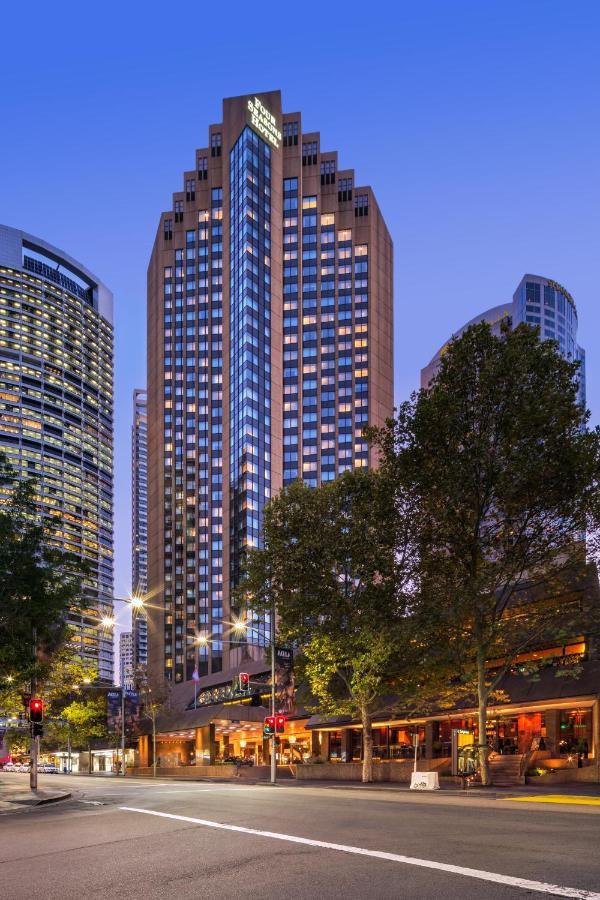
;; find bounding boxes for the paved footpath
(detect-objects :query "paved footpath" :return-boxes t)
[0,773,599,899]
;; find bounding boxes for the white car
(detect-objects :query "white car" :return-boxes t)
[1,762,17,772]
[17,763,31,773]
[38,764,59,774]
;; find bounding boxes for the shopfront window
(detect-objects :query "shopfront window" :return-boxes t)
[372,727,389,760]
[389,727,415,759]
[329,731,342,760]
[559,710,591,756]
[351,729,362,761]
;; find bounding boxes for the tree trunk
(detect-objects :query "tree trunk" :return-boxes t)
[476,651,491,786]
[361,707,373,783]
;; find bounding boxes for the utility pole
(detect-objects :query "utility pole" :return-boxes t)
[270,600,276,785]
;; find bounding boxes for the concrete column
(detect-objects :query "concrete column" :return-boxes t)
[545,709,561,756]
[310,731,321,757]
[263,737,271,765]
[425,722,435,760]
[321,731,331,760]
[195,723,216,765]
[138,734,149,768]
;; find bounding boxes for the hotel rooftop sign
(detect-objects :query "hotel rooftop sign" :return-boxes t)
[247,96,281,150]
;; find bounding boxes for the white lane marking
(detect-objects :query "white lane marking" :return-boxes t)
[119,806,600,899]
[152,788,267,795]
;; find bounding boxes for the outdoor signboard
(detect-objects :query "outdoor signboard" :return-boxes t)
[451,728,476,776]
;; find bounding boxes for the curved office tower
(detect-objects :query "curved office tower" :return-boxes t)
[421,274,586,410]
[0,225,114,682]
[147,92,394,688]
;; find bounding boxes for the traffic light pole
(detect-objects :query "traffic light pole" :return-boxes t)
[270,600,276,785]
[30,628,37,792]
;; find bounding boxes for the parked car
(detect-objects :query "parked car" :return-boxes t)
[38,764,59,774]
[17,763,31,773]
[1,762,17,771]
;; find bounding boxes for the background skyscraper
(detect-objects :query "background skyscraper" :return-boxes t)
[147,92,393,691]
[131,388,148,597]
[131,388,148,678]
[119,631,134,691]
[0,225,114,682]
[421,274,585,408]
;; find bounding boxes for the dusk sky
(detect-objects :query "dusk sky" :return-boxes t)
[2,1,599,634]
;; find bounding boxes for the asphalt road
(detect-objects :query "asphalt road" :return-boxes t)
[1,774,599,899]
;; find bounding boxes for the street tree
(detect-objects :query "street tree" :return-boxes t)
[60,695,107,754]
[370,322,600,784]
[0,453,86,685]
[241,470,427,782]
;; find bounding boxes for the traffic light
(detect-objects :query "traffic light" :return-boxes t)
[264,715,275,735]
[275,715,286,735]
[29,698,43,724]
[32,722,44,738]
[238,672,250,694]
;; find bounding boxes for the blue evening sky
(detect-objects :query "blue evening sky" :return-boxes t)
[1,1,599,631]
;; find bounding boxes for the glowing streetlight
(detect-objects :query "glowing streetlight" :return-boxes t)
[100,615,116,629]
[129,595,145,611]
[231,616,248,635]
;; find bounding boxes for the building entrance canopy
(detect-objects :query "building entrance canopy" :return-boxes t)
[145,702,269,738]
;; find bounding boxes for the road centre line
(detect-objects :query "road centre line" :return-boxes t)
[119,806,600,899]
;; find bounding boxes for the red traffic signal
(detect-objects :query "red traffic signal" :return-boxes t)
[275,715,286,735]
[239,672,250,693]
[29,698,43,723]
[264,715,275,735]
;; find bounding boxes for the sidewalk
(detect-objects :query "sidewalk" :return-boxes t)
[125,771,600,798]
[0,778,71,813]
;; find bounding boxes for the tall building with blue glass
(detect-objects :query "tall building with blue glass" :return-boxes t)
[147,92,393,689]
[421,274,585,409]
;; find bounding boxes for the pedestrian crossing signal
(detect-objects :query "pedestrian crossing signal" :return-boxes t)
[239,672,250,693]
[275,715,286,734]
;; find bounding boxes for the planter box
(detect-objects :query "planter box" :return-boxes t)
[128,765,237,778]
[296,759,449,783]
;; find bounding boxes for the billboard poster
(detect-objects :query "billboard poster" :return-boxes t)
[107,689,140,737]
[106,690,122,735]
[124,690,140,737]
[274,646,295,715]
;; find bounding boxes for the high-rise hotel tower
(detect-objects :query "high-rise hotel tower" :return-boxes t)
[0,225,114,682]
[131,388,148,675]
[147,92,393,688]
